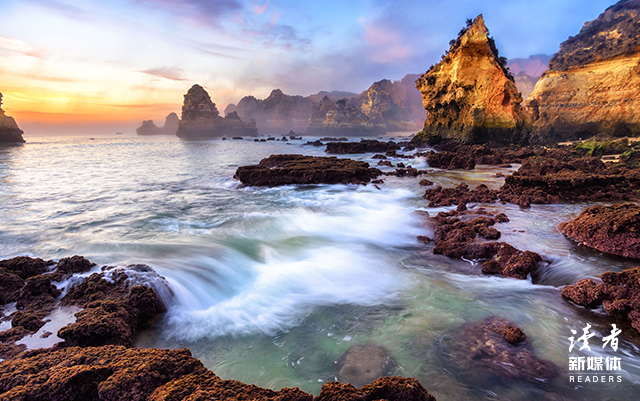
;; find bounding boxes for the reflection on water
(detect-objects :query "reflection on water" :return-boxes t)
[1,135,639,399]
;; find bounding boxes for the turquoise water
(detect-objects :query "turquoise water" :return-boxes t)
[1,134,639,400]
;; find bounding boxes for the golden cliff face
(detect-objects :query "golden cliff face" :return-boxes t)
[527,0,640,143]
[415,15,529,144]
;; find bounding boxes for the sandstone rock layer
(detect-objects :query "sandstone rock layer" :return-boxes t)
[415,15,529,145]
[528,0,640,143]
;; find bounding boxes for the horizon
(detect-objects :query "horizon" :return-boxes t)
[0,0,614,135]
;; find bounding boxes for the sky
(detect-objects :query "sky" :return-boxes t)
[0,0,615,135]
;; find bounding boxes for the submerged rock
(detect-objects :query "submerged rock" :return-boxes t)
[0,92,25,144]
[234,155,382,186]
[443,316,556,383]
[528,0,640,143]
[414,15,530,145]
[176,84,257,139]
[563,267,640,333]
[336,344,396,388]
[559,203,640,259]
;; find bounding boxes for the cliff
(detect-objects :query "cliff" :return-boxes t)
[528,0,640,143]
[225,75,424,135]
[414,15,530,145]
[136,112,179,135]
[350,75,425,131]
[0,92,25,144]
[307,96,385,137]
[176,84,257,139]
[227,89,314,134]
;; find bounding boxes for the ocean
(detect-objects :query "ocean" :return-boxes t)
[1,134,639,400]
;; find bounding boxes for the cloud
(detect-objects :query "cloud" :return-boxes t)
[253,0,268,15]
[137,67,187,81]
[0,36,45,59]
[137,0,243,26]
[360,17,412,63]
[27,0,85,19]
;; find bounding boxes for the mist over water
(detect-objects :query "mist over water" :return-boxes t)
[2,134,640,399]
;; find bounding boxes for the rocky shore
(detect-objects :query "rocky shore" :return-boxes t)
[0,255,439,401]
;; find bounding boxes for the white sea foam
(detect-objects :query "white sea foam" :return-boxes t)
[159,187,423,340]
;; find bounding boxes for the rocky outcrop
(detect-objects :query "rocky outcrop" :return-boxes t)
[136,113,180,136]
[497,155,640,205]
[0,344,436,401]
[0,92,25,144]
[427,208,542,280]
[528,0,640,143]
[234,155,382,186]
[325,140,400,154]
[442,316,556,383]
[307,97,386,137]
[176,84,257,139]
[227,89,315,134]
[350,75,425,131]
[414,15,530,145]
[563,267,640,333]
[559,203,640,259]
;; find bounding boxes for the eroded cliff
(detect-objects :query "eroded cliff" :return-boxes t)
[176,85,257,139]
[528,0,640,143]
[414,15,530,145]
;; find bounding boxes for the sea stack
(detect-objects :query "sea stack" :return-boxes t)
[306,96,385,137]
[176,84,257,139]
[136,112,179,135]
[0,92,25,144]
[528,0,640,143]
[414,15,529,145]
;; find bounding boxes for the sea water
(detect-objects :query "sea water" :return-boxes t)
[1,134,639,400]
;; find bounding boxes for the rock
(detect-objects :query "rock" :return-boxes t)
[561,278,603,307]
[429,209,542,279]
[16,274,61,310]
[0,256,55,279]
[0,92,25,144]
[307,96,386,137]
[528,1,640,143]
[304,140,324,147]
[234,155,382,186]
[0,346,312,401]
[558,203,640,259]
[336,344,396,388]
[315,377,436,401]
[49,255,96,281]
[59,269,165,347]
[443,316,556,383]
[349,76,426,132]
[419,179,434,186]
[0,269,24,304]
[326,140,400,154]
[423,183,499,207]
[498,155,640,204]
[136,113,179,136]
[426,151,476,170]
[415,15,530,145]
[377,160,393,167]
[563,267,640,333]
[176,85,257,139]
